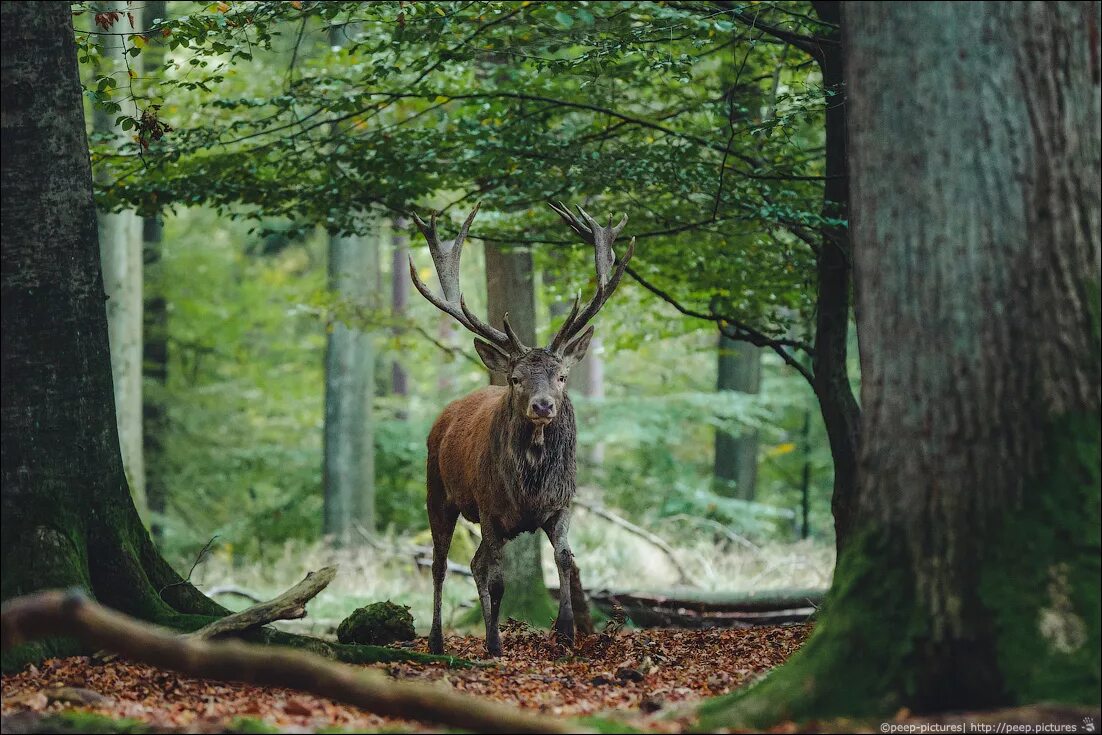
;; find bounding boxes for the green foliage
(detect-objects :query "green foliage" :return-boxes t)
[337,601,417,645]
[82,1,831,351]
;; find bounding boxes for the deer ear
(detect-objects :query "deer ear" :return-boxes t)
[474,339,511,375]
[561,325,594,367]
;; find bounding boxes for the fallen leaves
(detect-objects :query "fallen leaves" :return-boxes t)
[0,624,812,732]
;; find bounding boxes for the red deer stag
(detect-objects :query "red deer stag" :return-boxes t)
[409,202,635,656]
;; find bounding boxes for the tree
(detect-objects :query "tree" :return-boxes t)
[323,219,379,542]
[94,0,146,517]
[142,0,169,540]
[91,0,863,549]
[482,241,558,626]
[1,2,436,673]
[714,336,761,500]
[322,28,378,543]
[1,1,224,669]
[390,217,411,407]
[701,1,1100,725]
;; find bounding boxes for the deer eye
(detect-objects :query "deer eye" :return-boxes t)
[510,376,521,386]
[557,375,567,383]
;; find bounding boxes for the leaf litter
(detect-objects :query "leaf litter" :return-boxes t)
[1,623,812,732]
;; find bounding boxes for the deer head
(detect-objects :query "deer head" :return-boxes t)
[409,202,635,426]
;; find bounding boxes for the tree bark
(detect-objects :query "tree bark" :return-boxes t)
[390,217,410,405]
[701,1,1101,725]
[1,0,225,671]
[323,225,378,543]
[1,6,440,674]
[809,0,861,555]
[483,242,558,627]
[142,0,169,540]
[94,0,146,519]
[714,335,761,500]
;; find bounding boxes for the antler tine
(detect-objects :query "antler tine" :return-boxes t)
[501,312,527,354]
[459,294,512,347]
[409,204,527,354]
[548,292,582,353]
[547,200,636,353]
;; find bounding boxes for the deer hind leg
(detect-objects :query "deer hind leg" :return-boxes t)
[471,531,505,657]
[543,510,576,648]
[427,489,458,655]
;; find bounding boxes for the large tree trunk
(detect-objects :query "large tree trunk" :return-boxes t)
[701,2,1101,725]
[0,1,226,671]
[483,242,558,627]
[142,0,169,540]
[809,0,861,555]
[94,1,146,518]
[323,225,378,543]
[714,335,761,500]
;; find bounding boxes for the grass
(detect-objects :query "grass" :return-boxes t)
[186,515,834,637]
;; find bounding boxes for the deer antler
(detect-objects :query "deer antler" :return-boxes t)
[547,202,636,354]
[408,203,530,357]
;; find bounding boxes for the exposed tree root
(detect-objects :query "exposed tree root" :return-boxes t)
[1,591,584,734]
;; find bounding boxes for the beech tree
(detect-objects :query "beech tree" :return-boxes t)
[482,241,558,626]
[701,1,1100,725]
[0,2,446,672]
[1,2,225,669]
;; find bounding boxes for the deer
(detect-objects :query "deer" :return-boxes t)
[407,201,635,657]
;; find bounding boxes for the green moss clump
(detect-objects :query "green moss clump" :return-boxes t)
[19,711,150,733]
[336,601,416,646]
[979,412,1101,705]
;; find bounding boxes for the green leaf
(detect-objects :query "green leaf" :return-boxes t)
[554,11,574,28]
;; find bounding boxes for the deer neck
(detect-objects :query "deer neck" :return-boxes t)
[494,394,576,468]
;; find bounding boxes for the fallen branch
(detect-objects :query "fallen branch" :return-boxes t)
[1,591,585,734]
[189,566,337,639]
[573,497,698,586]
[582,588,825,629]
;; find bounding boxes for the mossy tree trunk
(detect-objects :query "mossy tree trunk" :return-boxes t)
[1,1,227,670]
[0,8,470,674]
[700,2,1100,726]
[484,242,558,627]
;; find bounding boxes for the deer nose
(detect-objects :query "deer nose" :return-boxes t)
[530,399,555,418]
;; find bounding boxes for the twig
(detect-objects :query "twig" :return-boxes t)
[1,591,583,734]
[573,496,699,587]
[157,535,218,602]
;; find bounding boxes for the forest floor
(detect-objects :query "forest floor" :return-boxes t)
[1,624,810,733]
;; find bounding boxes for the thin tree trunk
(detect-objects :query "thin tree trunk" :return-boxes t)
[323,224,378,543]
[390,217,410,408]
[484,242,557,627]
[142,0,168,540]
[701,2,1101,724]
[94,1,146,519]
[714,335,761,500]
[809,0,860,555]
[574,335,606,466]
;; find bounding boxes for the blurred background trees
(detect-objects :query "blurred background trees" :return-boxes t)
[74,0,850,620]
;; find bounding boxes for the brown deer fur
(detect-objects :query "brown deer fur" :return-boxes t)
[410,203,634,657]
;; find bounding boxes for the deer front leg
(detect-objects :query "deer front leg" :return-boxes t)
[543,509,576,648]
[470,532,505,657]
